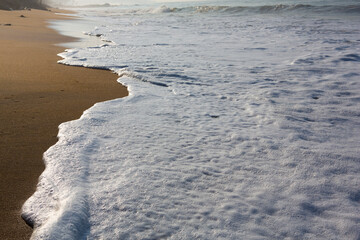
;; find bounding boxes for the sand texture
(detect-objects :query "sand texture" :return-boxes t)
[0,9,128,239]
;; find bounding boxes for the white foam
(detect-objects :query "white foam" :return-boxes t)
[23,1,360,239]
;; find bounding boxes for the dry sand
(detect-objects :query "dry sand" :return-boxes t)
[0,9,128,239]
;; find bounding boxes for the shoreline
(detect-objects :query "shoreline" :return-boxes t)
[0,9,128,239]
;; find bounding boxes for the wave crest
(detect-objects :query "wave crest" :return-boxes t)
[138,4,360,15]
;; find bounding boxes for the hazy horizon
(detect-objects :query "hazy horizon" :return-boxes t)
[45,0,206,7]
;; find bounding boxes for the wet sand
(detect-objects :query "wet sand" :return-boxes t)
[0,9,128,239]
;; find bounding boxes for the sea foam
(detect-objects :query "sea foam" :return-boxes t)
[23,1,360,239]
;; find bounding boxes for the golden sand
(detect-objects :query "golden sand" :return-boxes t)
[0,9,128,239]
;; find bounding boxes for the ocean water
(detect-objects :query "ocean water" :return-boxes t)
[22,1,360,239]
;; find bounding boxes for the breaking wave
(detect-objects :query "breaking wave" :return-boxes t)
[191,4,360,15]
[108,4,360,16]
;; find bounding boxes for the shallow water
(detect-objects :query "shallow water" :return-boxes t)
[23,1,360,239]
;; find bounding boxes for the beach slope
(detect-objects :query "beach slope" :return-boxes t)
[0,9,127,239]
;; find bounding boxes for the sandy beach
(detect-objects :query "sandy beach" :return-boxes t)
[0,9,128,239]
